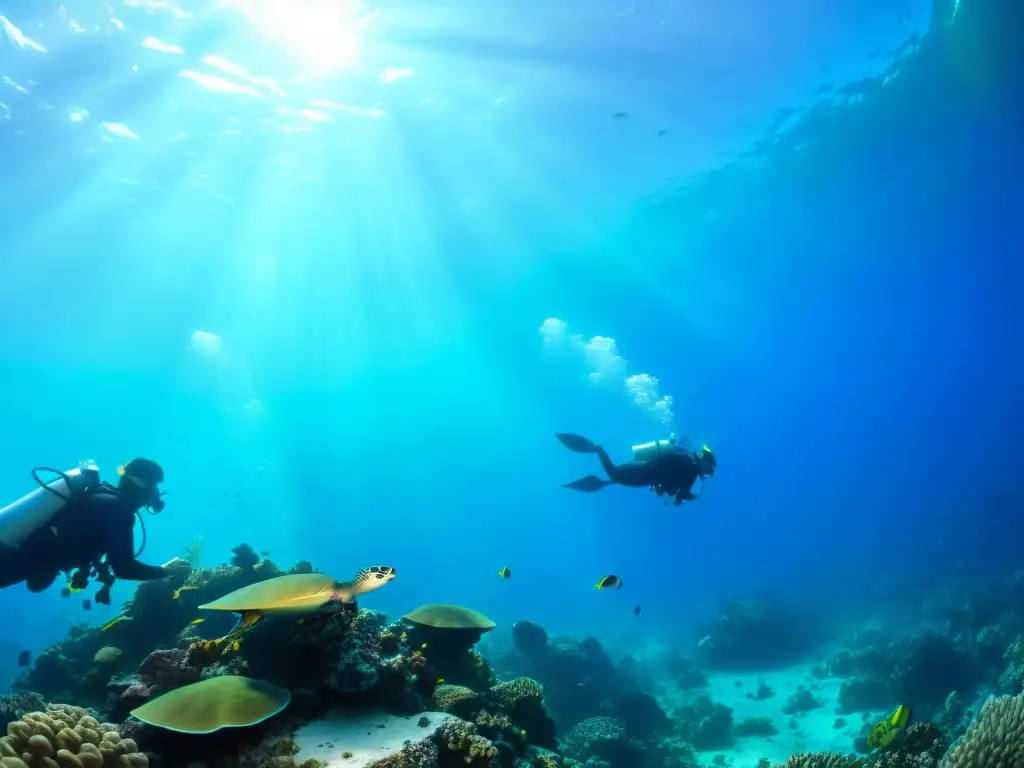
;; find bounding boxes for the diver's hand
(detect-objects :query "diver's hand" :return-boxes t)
[161,557,191,577]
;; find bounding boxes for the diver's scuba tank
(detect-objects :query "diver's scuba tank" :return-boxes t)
[0,461,101,548]
[631,439,678,462]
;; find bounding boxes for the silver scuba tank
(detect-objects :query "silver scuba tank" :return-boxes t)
[631,439,676,462]
[0,461,101,548]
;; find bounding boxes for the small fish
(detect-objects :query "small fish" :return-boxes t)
[421,643,428,650]
[890,705,911,729]
[436,677,445,685]
[190,618,205,625]
[17,650,30,667]
[658,129,666,137]
[612,112,627,119]
[595,575,622,591]
[82,600,92,611]
[497,566,512,579]
[101,616,127,632]
[60,588,71,598]
[866,704,911,749]
[173,585,199,600]
[259,550,270,556]
[634,603,642,616]
[230,640,241,652]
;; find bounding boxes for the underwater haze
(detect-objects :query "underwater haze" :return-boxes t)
[1,0,1022,743]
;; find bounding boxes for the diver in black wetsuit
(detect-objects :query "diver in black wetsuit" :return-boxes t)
[0,458,189,602]
[556,433,717,506]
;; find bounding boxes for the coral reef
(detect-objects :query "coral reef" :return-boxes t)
[494,631,634,731]
[0,694,45,731]
[939,693,1024,767]
[22,538,1024,768]
[13,547,567,768]
[695,599,812,669]
[1,703,148,767]
[562,717,634,766]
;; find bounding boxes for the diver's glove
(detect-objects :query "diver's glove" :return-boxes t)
[69,568,90,591]
[161,557,192,578]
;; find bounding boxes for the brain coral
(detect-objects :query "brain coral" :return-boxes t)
[940,693,1024,768]
[0,704,148,767]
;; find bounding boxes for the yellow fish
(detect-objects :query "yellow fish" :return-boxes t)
[890,704,911,729]
[497,566,512,579]
[230,640,241,652]
[189,618,205,625]
[173,586,199,600]
[100,616,127,632]
[866,705,911,749]
[436,677,445,685]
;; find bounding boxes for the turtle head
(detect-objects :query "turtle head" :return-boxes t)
[344,565,396,598]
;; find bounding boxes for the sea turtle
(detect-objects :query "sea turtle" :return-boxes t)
[200,566,395,643]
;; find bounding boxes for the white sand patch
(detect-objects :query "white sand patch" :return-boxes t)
[663,666,878,765]
[293,710,456,767]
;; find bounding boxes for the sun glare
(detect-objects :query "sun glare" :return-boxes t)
[223,0,373,74]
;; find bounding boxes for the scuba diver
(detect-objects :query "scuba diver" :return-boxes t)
[555,433,717,506]
[0,458,189,603]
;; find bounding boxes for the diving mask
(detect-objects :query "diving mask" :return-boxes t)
[121,472,165,513]
[699,445,717,478]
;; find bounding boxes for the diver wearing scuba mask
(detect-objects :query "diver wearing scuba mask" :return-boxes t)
[0,458,189,601]
[555,433,717,506]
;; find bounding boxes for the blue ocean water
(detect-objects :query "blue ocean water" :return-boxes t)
[0,0,1020,730]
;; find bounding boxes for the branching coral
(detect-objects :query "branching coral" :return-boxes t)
[486,677,556,748]
[773,754,865,768]
[0,694,45,731]
[940,693,1024,767]
[436,719,499,766]
[0,704,148,767]
[488,677,543,710]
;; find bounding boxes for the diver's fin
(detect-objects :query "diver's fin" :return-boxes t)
[562,475,611,492]
[555,433,600,454]
[224,610,264,643]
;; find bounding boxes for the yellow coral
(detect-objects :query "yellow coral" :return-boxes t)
[0,704,148,768]
[431,685,482,715]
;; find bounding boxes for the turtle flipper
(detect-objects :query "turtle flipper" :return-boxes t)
[555,433,600,454]
[562,475,611,492]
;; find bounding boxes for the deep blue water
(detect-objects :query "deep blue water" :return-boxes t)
[1,0,1021,697]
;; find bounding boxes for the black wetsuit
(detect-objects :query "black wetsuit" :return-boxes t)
[0,489,165,592]
[557,432,705,506]
[594,445,702,505]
